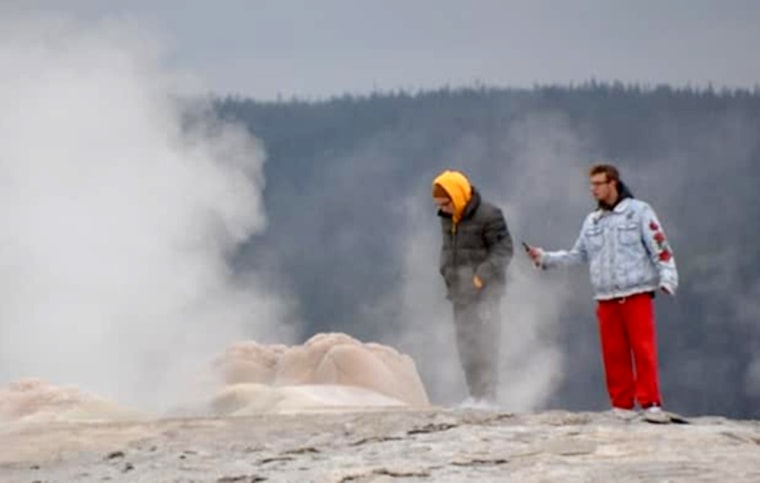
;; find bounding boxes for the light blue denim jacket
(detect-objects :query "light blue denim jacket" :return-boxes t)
[541,198,678,300]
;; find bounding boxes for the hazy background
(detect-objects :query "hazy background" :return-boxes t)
[1,3,758,418]
[6,0,760,99]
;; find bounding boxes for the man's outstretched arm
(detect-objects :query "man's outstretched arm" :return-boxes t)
[527,221,589,268]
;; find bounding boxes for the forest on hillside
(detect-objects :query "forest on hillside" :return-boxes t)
[214,84,760,418]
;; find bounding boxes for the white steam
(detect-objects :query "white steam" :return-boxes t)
[0,14,295,410]
[383,196,467,404]
[493,112,597,410]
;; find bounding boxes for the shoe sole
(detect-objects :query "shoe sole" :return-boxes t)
[643,411,690,424]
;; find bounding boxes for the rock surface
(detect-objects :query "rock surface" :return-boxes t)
[2,335,758,481]
[2,408,759,482]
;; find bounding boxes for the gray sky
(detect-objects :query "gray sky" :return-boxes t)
[12,0,760,99]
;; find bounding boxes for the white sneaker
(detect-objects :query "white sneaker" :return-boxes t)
[643,405,670,424]
[611,407,638,420]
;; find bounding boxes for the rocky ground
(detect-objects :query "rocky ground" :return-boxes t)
[2,408,760,482]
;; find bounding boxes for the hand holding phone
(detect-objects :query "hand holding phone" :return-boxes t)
[521,240,543,267]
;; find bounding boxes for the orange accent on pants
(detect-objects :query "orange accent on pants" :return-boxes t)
[596,292,662,409]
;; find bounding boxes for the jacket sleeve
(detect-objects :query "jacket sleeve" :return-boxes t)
[474,207,513,284]
[541,221,589,268]
[640,203,679,294]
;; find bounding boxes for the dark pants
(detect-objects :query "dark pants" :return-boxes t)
[452,296,501,401]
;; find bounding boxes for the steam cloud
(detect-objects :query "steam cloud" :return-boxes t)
[0,13,297,410]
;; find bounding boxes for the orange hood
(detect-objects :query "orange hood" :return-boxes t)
[432,170,472,224]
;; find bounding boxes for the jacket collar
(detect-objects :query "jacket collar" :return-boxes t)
[461,188,482,220]
[612,197,632,213]
[592,197,633,225]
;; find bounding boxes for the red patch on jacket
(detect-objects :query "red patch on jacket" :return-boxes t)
[653,232,665,244]
[658,250,672,262]
[649,220,659,231]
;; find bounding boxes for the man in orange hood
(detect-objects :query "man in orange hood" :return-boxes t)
[433,169,513,404]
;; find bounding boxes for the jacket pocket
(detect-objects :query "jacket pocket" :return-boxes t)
[585,227,604,252]
[617,223,639,246]
[453,266,480,302]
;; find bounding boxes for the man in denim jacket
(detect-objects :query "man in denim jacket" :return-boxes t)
[527,164,678,422]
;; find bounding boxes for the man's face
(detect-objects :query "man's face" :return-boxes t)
[590,173,615,202]
[434,196,454,214]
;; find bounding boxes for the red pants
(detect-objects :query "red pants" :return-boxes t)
[596,292,661,409]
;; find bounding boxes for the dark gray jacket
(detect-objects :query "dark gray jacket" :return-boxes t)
[438,188,513,303]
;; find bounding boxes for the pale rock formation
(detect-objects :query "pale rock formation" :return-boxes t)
[211,383,407,415]
[212,341,288,385]
[0,378,143,424]
[210,333,430,413]
[0,333,431,422]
